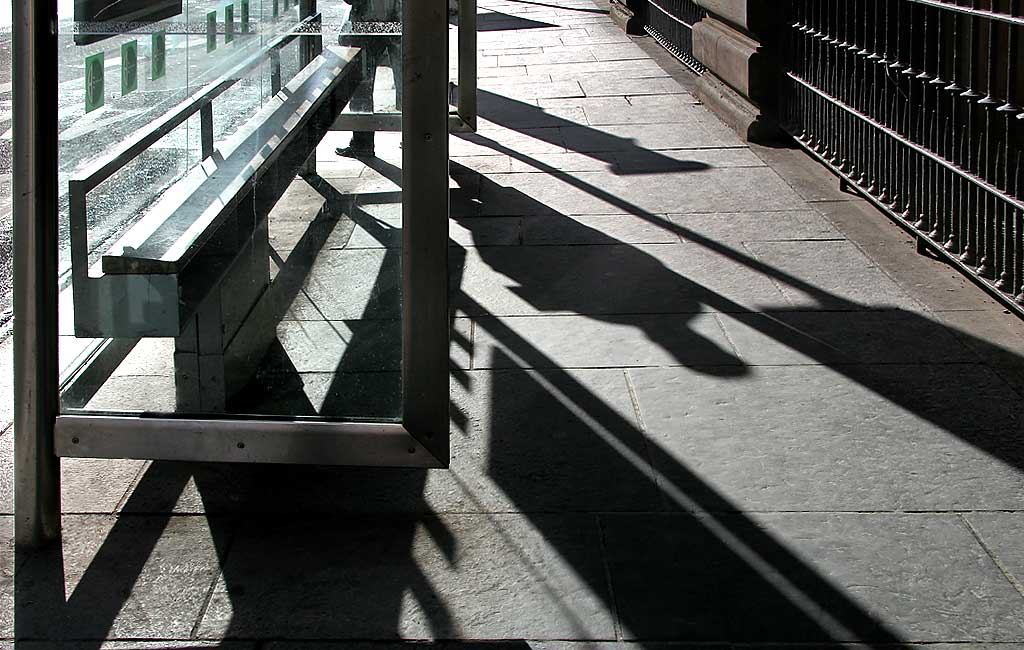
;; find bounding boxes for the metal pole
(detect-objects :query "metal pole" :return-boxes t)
[13,0,61,546]
[299,0,319,176]
[458,0,477,130]
[402,0,450,463]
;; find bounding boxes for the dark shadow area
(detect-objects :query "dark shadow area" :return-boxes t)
[451,161,746,376]
[503,0,610,13]
[231,172,403,420]
[459,98,1024,474]
[451,11,558,31]
[467,89,711,175]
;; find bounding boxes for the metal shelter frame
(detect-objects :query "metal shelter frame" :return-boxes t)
[13,0,460,547]
[329,0,478,133]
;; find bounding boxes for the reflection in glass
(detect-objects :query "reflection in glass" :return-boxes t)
[56,0,405,422]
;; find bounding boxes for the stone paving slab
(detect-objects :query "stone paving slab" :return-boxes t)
[285,248,400,321]
[537,94,699,112]
[452,243,791,317]
[528,59,669,80]
[931,309,1024,397]
[478,80,587,101]
[552,43,650,60]
[453,128,568,157]
[630,364,1024,512]
[854,240,1000,314]
[561,120,744,152]
[271,319,472,372]
[604,512,1024,642]
[520,214,681,245]
[964,512,1024,590]
[85,375,177,413]
[196,514,615,640]
[713,309,981,366]
[478,106,590,131]
[109,339,173,378]
[469,314,739,369]
[475,168,807,216]
[579,76,690,97]
[447,365,663,513]
[459,147,763,174]
[43,515,225,639]
[744,240,929,311]
[670,210,841,243]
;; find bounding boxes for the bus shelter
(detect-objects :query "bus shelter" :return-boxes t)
[12,0,476,546]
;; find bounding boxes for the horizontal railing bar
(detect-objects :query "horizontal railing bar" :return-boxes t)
[786,71,1024,212]
[55,414,444,467]
[645,0,700,29]
[74,13,321,194]
[905,0,1024,27]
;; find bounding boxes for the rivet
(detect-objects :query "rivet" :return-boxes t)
[237,442,245,449]
[72,437,80,445]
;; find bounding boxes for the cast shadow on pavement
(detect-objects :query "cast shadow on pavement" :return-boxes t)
[14,85,1024,648]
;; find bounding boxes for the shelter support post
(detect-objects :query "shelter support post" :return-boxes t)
[402,0,450,462]
[13,0,62,547]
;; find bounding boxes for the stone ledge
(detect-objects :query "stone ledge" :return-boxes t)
[693,16,776,106]
[695,72,779,143]
[694,0,778,36]
[609,0,646,35]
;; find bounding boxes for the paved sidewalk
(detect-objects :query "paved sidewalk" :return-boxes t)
[4,0,1024,644]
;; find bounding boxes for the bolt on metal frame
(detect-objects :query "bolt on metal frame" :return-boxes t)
[14,0,454,547]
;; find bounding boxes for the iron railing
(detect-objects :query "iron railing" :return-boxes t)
[643,0,706,73]
[780,0,1024,312]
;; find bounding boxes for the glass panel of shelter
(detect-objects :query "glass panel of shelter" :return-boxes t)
[56,0,404,422]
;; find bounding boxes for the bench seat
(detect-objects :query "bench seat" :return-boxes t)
[73,44,362,339]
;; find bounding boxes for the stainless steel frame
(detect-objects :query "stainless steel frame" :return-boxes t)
[16,0,453,546]
[54,417,442,467]
[13,0,61,547]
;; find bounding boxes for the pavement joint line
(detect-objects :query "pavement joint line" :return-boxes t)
[624,367,673,513]
[112,460,152,515]
[622,368,647,435]
[958,513,1024,602]
[191,525,236,640]
[710,312,743,360]
[594,514,625,641]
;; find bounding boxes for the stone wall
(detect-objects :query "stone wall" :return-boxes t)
[691,0,779,142]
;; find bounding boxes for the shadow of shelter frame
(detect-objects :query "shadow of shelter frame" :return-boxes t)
[14,0,451,547]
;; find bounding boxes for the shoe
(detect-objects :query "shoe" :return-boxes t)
[336,146,375,158]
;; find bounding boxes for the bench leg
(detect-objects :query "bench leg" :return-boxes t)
[175,294,227,413]
[174,215,274,414]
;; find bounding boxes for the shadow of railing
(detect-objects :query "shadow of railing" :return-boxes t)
[14,61,1024,648]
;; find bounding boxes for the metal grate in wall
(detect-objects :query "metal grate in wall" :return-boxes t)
[644,0,706,74]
